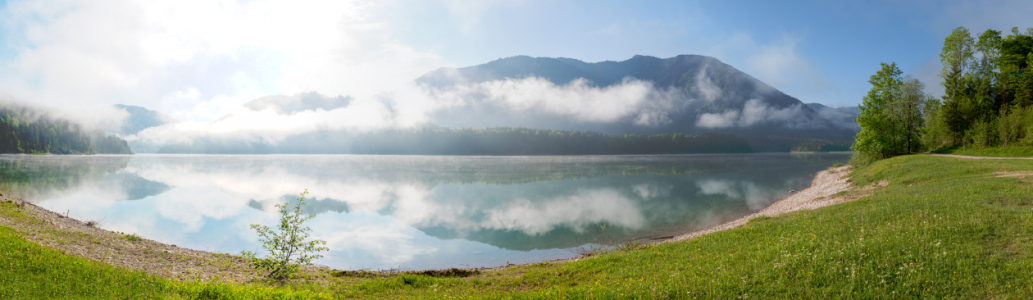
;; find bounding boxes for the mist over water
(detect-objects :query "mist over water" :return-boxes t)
[0,153,848,270]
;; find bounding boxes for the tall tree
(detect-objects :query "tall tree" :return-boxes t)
[891,76,929,154]
[941,27,975,103]
[854,63,903,160]
[939,27,975,141]
[973,29,1002,116]
[1000,27,1033,107]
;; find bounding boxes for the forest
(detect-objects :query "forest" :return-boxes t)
[158,127,756,154]
[348,127,755,155]
[854,26,1033,162]
[0,104,132,154]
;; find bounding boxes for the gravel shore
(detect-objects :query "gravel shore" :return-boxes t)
[668,165,858,243]
[0,193,262,283]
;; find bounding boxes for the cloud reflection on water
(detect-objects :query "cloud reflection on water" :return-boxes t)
[0,154,848,270]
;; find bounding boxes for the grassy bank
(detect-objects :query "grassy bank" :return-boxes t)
[934,145,1033,157]
[2,154,1033,298]
[0,201,328,299]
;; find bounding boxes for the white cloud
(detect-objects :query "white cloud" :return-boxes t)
[123,157,651,236]
[696,110,740,129]
[695,99,821,129]
[429,76,686,125]
[746,33,831,95]
[0,0,443,124]
[123,76,695,148]
[696,179,773,210]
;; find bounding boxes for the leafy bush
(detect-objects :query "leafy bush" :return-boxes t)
[122,233,142,242]
[242,190,328,280]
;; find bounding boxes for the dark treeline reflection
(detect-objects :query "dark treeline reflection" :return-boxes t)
[0,155,169,201]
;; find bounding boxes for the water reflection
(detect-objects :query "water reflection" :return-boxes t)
[0,153,849,270]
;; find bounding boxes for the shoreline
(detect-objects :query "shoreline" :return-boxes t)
[0,165,858,279]
[0,193,262,282]
[665,165,857,243]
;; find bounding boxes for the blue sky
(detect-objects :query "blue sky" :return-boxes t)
[0,0,1031,124]
[381,0,1031,106]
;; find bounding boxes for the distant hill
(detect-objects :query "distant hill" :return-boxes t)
[110,104,176,136]
[107,104,177,153]
[805,103,860,131]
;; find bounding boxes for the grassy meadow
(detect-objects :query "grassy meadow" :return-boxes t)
[2,154,1033,298]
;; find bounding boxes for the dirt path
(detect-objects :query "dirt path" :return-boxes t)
[924,153,1033,160]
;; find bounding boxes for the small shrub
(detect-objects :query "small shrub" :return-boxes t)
[123,233,142,242]
[242,189,328,280]
[615,240,642,252]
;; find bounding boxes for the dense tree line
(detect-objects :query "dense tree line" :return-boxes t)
[0,105,132,154]
[855,26,1033,162]
[159,127,756,154]
[928,26,1033,149]
[349,127,754,155]
[853,63,932,160]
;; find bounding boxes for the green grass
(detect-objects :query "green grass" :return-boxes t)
[3,154,1033,298]
[934,145,1033,157]
[0,201,329,299]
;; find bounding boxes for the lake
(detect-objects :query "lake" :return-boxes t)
[0,153,849,270]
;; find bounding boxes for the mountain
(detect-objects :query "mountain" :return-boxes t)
[110,104,176,136]
[418,54,805,112]
[107,104,177,153]
[805,103,860,131]
[144,55,859,153]
[417,55,857,151]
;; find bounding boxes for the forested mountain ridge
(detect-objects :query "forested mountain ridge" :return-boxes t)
[157,127,754,155]
[417,54,857,149]
[418,54,806,113]
[0,104,132,154]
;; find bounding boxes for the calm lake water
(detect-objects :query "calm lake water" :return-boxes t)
[0,153,849,270]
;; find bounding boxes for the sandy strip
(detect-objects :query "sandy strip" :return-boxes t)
[668,165,855,243]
